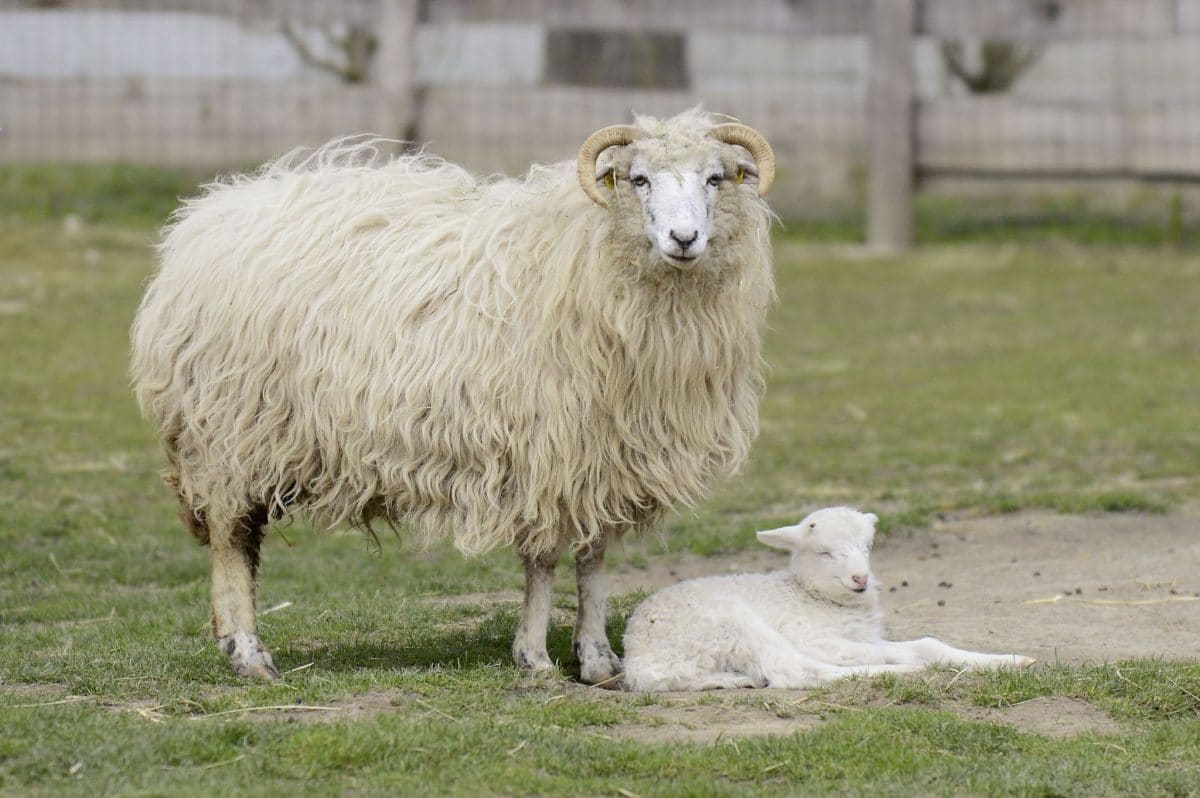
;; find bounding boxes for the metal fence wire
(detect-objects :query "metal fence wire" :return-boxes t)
[2,0,1199,233]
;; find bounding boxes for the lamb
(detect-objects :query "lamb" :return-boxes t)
[622,507,1035,691]
[129,107,776,682]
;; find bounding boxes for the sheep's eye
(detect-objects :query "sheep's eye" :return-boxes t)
[630,175,650,188]
[707,173,723,187]
[818,552,834,559]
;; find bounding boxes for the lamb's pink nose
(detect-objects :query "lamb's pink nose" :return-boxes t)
[851,574,869,590]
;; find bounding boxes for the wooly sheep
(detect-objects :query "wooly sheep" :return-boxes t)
[130,107,776,682]
[622,507,1035,691]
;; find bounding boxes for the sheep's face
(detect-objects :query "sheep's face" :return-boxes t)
[757,507,878,601]
[576,109,774,274]
[623,147,724,266]
[600,143,757,269]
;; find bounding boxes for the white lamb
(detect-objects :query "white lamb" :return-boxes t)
[622,507,1034,691]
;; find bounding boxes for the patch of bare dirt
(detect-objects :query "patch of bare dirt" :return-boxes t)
[600,692,1126,743]
[177,690,425,724]
[0,682,72,701]
[594,674,1133,743]
[877,510,1200,666]
[594,508,1200,740]
[609,698,823,744]
[614,509,1200,666]
[959,696,1124,738]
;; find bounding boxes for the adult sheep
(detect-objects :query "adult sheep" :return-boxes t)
[130,107,776,683]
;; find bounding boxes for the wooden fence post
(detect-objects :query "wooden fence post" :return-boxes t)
[867,0,916,251]
[374,0,420,143]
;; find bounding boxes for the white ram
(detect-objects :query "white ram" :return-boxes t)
[130,107,777,682]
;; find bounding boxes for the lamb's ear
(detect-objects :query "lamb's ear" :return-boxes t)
[756,524,806,551]
[861,513,879,549]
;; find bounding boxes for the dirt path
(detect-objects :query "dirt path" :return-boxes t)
[600,509,1200,741]
[612,509,1200,666]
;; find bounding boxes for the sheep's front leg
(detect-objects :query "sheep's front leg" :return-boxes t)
[513,546,562,673]
[888,637,1035,670]
[208,505,279,679]
[573,542,622,686]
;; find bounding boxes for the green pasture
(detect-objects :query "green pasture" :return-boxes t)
[1,168,1199,796]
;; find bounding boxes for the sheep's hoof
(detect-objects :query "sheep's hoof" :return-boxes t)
[514,647,556,673]
[218,631,280,680]
[575,640,623,686]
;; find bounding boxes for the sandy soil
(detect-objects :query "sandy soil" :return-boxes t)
[599,508,1200,740]
[611,508,1200,667]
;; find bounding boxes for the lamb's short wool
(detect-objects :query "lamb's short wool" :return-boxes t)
[622,507,1034,691]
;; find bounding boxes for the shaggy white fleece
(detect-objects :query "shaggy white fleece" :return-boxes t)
[131,110,773,558]
[129,108,776,680]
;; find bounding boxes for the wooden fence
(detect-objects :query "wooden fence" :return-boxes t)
[1,0,1199,246]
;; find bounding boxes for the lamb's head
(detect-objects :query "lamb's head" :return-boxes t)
[576,108,774,270]
[757,507,879,602]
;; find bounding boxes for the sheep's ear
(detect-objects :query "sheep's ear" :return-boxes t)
[756,524,805,551]
[734,157,759,186]
[864,512,879,525]
[595,166,617,191]
[594,148,620,189]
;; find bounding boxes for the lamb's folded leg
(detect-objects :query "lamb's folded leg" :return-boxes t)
[513,545,563,672]
[887,637,1035,669]
[572,541,622,685]
[729,619,898,688]
[207,504,278,679]
[801,638,914,666]
[764,657,923,687]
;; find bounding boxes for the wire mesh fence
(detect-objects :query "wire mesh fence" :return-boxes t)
[2,0,1199,232]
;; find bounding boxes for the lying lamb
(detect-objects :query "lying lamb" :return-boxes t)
[622,507,1034,691]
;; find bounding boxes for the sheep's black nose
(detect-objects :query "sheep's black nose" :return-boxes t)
[670,229,699,249]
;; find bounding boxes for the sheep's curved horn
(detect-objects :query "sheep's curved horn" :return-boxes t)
[710,123,775,197]
[576,125,647,207]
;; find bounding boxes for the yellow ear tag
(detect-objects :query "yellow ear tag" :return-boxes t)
[604,172,617,190]
[735,167,745,184]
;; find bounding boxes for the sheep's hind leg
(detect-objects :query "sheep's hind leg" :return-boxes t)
[572,542,622,686]
[207,504,279,680]
[513,546,563,673]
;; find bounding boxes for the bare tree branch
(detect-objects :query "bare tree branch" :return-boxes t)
[279,22,377,84]
[942,39,1042,94]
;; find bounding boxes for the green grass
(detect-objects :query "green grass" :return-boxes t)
[0,165,210,227]
[787,193,1200,248]
[3,187,1200,795]
[3,163,1197,246]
